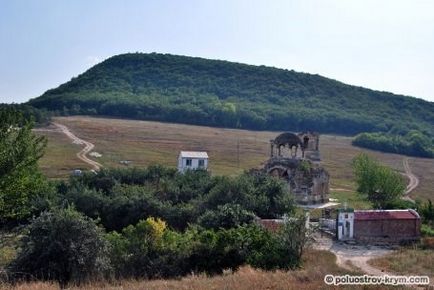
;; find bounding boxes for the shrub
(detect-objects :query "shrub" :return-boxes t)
[58,166,295,231]
[244,215,309,270]
[106,217,169,278]
[421,224,434,237]
[9,207,111,286]
[418,199,434,225]
[197,204,255,229]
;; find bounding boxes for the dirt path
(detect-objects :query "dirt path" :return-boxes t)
[53,122,102,171]
[313,234,394,276]
[403,157,419,198]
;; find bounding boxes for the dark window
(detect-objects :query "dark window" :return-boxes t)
[198,159,205,167]
[186,159,192,166]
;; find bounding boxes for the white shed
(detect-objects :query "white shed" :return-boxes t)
[177,151,209,172]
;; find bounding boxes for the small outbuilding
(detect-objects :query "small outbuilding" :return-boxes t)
[334,208,421,243]
[353,209,421,243]
[177,151,209,173]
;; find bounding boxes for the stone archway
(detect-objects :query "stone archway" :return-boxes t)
[270,132,305,158]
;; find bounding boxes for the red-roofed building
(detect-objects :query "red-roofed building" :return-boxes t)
[353,209,420,242]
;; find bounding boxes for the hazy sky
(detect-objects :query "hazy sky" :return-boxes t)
[1,0,434,103]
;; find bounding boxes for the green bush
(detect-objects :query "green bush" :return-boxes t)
[106,216,309,279]
[421,224,434,237]
[418,200,434,225]
[244,215,309,270]
[59,167,295,231]
[9,207,111,286]
[197,204,255,229]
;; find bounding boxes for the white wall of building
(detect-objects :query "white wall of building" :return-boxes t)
[337,211,354,240]
[178,156,208,172]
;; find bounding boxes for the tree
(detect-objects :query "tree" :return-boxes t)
[417,199,434,226]
[352,153,405,209]
[106,217,173,278]
[0,108,49,222]
[241,215,310,270]
[197,203,255,229]
[9,207,111,286]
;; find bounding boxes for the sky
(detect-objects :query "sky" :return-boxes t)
[1,0,434,103]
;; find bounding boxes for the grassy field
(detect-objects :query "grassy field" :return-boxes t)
[34,128,87,179]
[1,249,398,290]
[369,242,434,282]
[35,116,433,203]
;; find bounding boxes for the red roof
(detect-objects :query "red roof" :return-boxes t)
[354,210,419,221]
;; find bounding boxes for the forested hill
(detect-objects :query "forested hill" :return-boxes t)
[28,53,434,136]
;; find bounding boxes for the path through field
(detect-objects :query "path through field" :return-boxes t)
[53,122,102,171]
[403,157,419,197]
[313,234,393,275]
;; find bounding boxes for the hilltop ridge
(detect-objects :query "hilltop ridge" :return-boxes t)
[28,53,434,136]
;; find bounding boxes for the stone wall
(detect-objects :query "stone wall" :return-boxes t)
[354,219,421,242]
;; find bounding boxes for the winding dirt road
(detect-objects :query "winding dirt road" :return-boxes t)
[53,122,102,171]
[403,157,419,197]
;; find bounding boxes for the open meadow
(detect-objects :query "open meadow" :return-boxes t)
[36,116,433,203]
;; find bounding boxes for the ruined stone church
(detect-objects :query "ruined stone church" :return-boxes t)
[262,132,330,205]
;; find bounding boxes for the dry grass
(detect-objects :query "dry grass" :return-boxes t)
[0,231,20,269]
[34,128,86,179]
[0,249,397,290]
[406,157,434,201]
[36,116,433,203]
[369,241,434,283]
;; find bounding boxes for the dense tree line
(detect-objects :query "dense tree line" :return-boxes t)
[353,131,434,158]
[0,103,52,126]
[57,166,294,231]
[27,53,434,136]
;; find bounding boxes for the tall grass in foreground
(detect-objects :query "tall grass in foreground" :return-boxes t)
[0,250,395,290]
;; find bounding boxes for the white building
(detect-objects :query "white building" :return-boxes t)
[177,151,209,172]
[336,208,354,240]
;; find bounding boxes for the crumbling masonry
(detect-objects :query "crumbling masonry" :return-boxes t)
[263,132,329,205]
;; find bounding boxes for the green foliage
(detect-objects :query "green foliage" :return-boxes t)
[197,204,255,229]
[106,217,309,279]
[105,217,168,278]
[59,166,295,231]
[421,224,434,237]
[353,130,434,158]
[352,153,405,209]
[0,103,52,126]
[7,165,306,283]
[245,215,309,270]
[299,160,311,172]
[28,53,434,137]
[0,107,50,222]
[9,207,111,286]
[417,199,434,226]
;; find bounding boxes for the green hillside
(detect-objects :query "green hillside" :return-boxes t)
[28,53,434,136]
